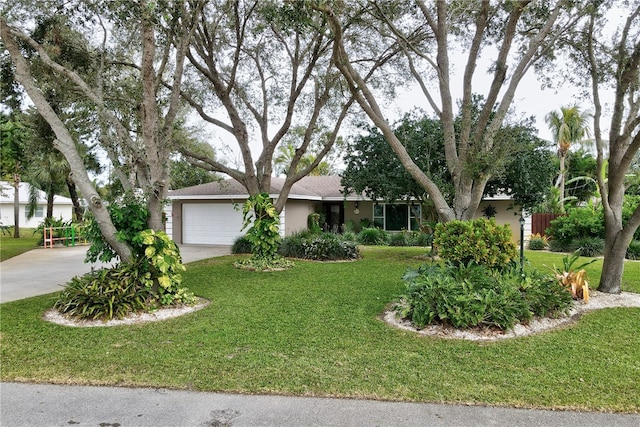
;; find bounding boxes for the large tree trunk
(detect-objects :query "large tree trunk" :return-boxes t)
[599,229,628,294]
[1,21,132,261]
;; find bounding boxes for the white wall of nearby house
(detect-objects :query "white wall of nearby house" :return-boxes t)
[0,182,73,228]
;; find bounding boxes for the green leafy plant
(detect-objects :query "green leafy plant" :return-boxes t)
[54,262,152,320]
[527,233,549,250]
[130,229,193,306]
[546,207,604,243]
[433,218,517,270]
[626,240,640,260]
[84,193,149,263]
[389,231,409,247]
[356,227,389,245]
[548,237,575,253]
[240,192,281,260]
[397,263,572,331]
[575,236,604,257]
[307,212,324,234]
[55,229,195,320]
[279,231,360,261]
[231,235,253,254]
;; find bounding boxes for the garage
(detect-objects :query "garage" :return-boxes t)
[182,203,245,245]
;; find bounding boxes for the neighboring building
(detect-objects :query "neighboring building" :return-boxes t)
[0,181,74,228]
[167,176,530,245]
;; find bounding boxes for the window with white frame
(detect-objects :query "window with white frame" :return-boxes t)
[27,206,44,219]
[372,203,421,231]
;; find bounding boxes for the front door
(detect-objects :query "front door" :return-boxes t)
[324,203,344,233]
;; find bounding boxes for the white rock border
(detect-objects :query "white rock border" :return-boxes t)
[383,291,640,341]
[43,298,211,327]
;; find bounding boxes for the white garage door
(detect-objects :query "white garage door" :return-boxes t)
[182,203,245,245]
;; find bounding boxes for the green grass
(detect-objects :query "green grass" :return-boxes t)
[524,250,640,293]
[1,247,639,412]
[0,228,41,261]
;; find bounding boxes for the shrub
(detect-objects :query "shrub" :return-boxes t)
[129,229,194,306]
[527,233,548,251]
[548,238,575,253]
[546,207,604,243]
[397,263,572,331]
[626,240,640,260]
[84,193,149,263]
[307,212,324,234]
[278,231,308,259]
[240,193,281,261]
[232,235,253,254]
[433,218,517,270]
[55,262,152,320]
[303,233,359,261]
[389,232,409,247]
[575,236,604,257]
[279,231,360,261]
[356,227,389,245]
[408,231,433,247]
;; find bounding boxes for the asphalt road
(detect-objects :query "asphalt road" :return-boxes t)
[2,382,640,427]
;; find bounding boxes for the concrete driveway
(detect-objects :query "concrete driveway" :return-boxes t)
[0,245,231,303]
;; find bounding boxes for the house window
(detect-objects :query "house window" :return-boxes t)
[373,203,421,231]
[27,206,44,219]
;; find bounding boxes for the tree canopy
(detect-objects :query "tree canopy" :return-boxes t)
[343,111,555,218]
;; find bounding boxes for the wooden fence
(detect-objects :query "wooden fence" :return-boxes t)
[531,213,565,236]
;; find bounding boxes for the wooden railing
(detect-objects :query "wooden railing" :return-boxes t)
[43,226,86,248]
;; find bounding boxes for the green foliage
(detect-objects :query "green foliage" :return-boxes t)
[626,240,640,260]
[277,231,308,259]
[622,196,640,241]
[574,236,604,257]
[231,235,253,254]
[303,233,360,261]
[397,263,572,331]
[34,216,73,244]
[356,227,389,245]
[548,237,575,253]
[433,218,517,270]
[56,229,194,320]
[546,207,604,243]
[241,193,281,261]
[278,231,360,261]
[527,234,548,250]
[307,212,324,234]
[54,262,152,320]
[84,193,149,263]
[130,229,191,306]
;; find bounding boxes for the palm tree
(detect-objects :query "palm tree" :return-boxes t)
[545,106,591,210]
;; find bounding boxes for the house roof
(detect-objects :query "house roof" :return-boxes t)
[169,176,359,201]
[168,175,513,203]
[0,181,73,205]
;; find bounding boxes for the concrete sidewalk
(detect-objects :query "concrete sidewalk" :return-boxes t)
[2,382,639,427]
[0,245,231,303]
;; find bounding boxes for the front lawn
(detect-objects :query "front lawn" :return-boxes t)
[0,228,41,261]
[1,247,639,412]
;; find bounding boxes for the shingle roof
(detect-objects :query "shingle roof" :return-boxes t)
[169,176,356,200]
